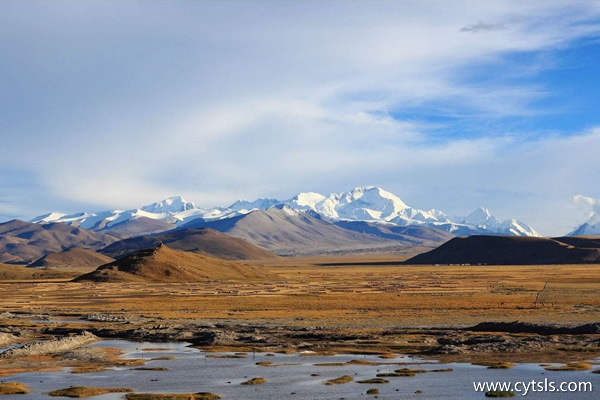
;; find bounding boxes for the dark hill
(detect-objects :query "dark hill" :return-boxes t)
[405,235,600,265]
[75,244,269,282]
[99,228,278,260]
[553,236,600,249]
[0,219,117,264]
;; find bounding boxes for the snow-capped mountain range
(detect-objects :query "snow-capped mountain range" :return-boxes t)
[31,186,543,237]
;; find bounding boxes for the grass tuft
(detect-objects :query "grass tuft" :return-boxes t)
[126,394,220,400]
[545,362,592,371]
[357,378,389,384]
[473,362,515,369]
[241,377,267,385]
[131,367,169,371]
[0,382,29,395]
[324,375,354,385]
[49,387,132,398]
[70,366,108,374]
[255,361,273,366]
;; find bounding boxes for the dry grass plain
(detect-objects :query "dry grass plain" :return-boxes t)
[1,256,599,327]
[1,255,598,388]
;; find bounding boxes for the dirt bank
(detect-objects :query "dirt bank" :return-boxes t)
[0,331,98,358]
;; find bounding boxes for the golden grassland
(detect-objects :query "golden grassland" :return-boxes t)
[0,257,594,400]
[1,257,599,327]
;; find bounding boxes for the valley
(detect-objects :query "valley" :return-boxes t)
[1,257,599,364]
[1,190,599,387]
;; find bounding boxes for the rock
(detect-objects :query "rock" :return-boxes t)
[85,314,128,323]
[468,322,600,335]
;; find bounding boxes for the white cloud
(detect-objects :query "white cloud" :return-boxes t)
[573,194,600,209]
[1,1,600,236]
[573,194,600,224]
[461,21,507,33]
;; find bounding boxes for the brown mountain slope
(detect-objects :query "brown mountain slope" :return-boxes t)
[405,235,600,265]
[29,248,115,269]
[100,216,176,239]
[333,220,453,244]
[99,228,278,260]
[0,220,117,264]
[75,244,269,282]
[182,206,411,256]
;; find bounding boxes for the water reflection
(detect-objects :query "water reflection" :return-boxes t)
[1,340,598,399]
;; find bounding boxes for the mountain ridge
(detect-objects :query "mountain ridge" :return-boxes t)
[99,228,278,261]
[28,186,542,238]
[0,219,117,264]
[181,206,425,256]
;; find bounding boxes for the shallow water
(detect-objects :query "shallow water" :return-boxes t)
[1,340,598,399]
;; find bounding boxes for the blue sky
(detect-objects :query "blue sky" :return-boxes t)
[1,0,600,236]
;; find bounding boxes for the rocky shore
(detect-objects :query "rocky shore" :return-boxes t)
[1,313,598,363]
[0,331,98,358]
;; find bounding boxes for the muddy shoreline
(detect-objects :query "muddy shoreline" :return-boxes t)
[2,313,599,364]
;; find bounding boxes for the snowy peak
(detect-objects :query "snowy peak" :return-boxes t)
[339,186,409,210]
[463,207,500,227]
[333,187,445,226]
[268,203,306,218]
[568,212,600,236]
[501,219,541,237]
[28,196,204,234]
[349,186,408,208]
[286,186,417,223]
[286,192,337,218]
[141,196,198,214]
[228,198,281,212]
[568,194,600,236]
[460,207,540,237]
[30,212,68,224]
[28,187,542,238]
[288,192,327,209]
[337,186,410,218]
